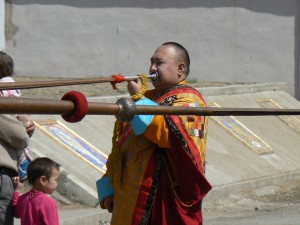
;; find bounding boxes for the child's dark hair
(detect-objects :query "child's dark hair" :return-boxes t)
[0,51,14,78]
[27,157,60,185]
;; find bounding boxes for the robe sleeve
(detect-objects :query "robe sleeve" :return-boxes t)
[130,98,170,148]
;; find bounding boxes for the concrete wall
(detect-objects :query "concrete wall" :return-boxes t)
[3,0,299,97]
[0,0,4,49]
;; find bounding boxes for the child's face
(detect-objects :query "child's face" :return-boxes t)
[43,168,60,195]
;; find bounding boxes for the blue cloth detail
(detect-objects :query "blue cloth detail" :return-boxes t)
[96,176,114,203]
[18,158,30,181]
[130,98,158,135]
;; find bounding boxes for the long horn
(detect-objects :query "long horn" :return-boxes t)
[0,73,158,90]
[1,97,300,117]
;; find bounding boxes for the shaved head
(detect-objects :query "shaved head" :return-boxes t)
[161,42,190,76]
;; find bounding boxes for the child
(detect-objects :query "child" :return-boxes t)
[0,51,33,181]
[12,157,60,225]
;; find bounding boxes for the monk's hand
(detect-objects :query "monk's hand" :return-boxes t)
[127,78,142,96]
[103,196,114,213]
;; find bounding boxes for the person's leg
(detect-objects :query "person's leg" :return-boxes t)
[18,148,33,181]
[23,148,33,161]
[18,158,30,181]
[0,174,14,225]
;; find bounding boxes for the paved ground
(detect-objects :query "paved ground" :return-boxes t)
[205,204,300,225]
[204,178,300,223]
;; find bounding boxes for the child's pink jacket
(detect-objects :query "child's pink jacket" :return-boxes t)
[13,190,59,225]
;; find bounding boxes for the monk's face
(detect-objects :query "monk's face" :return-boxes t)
[150,45,184,94]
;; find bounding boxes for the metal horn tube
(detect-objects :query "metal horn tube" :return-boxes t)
[119,73,158,82]
[0,73,158,90]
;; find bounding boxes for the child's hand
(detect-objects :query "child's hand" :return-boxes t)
[12,176,24,192]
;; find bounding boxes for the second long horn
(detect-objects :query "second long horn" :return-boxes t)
[0,73,158,90]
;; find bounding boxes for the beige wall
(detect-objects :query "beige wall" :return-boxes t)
[4,1,299,97]
[0,0,4,50]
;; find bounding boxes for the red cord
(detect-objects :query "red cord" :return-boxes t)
[110,74,126,90]
[61,91,88,123]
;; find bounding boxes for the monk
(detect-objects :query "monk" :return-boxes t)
[98,42,212,225]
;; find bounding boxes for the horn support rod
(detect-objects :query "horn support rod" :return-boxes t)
[0,97,300,117]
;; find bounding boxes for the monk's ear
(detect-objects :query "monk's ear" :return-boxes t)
[177,62,186,78]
